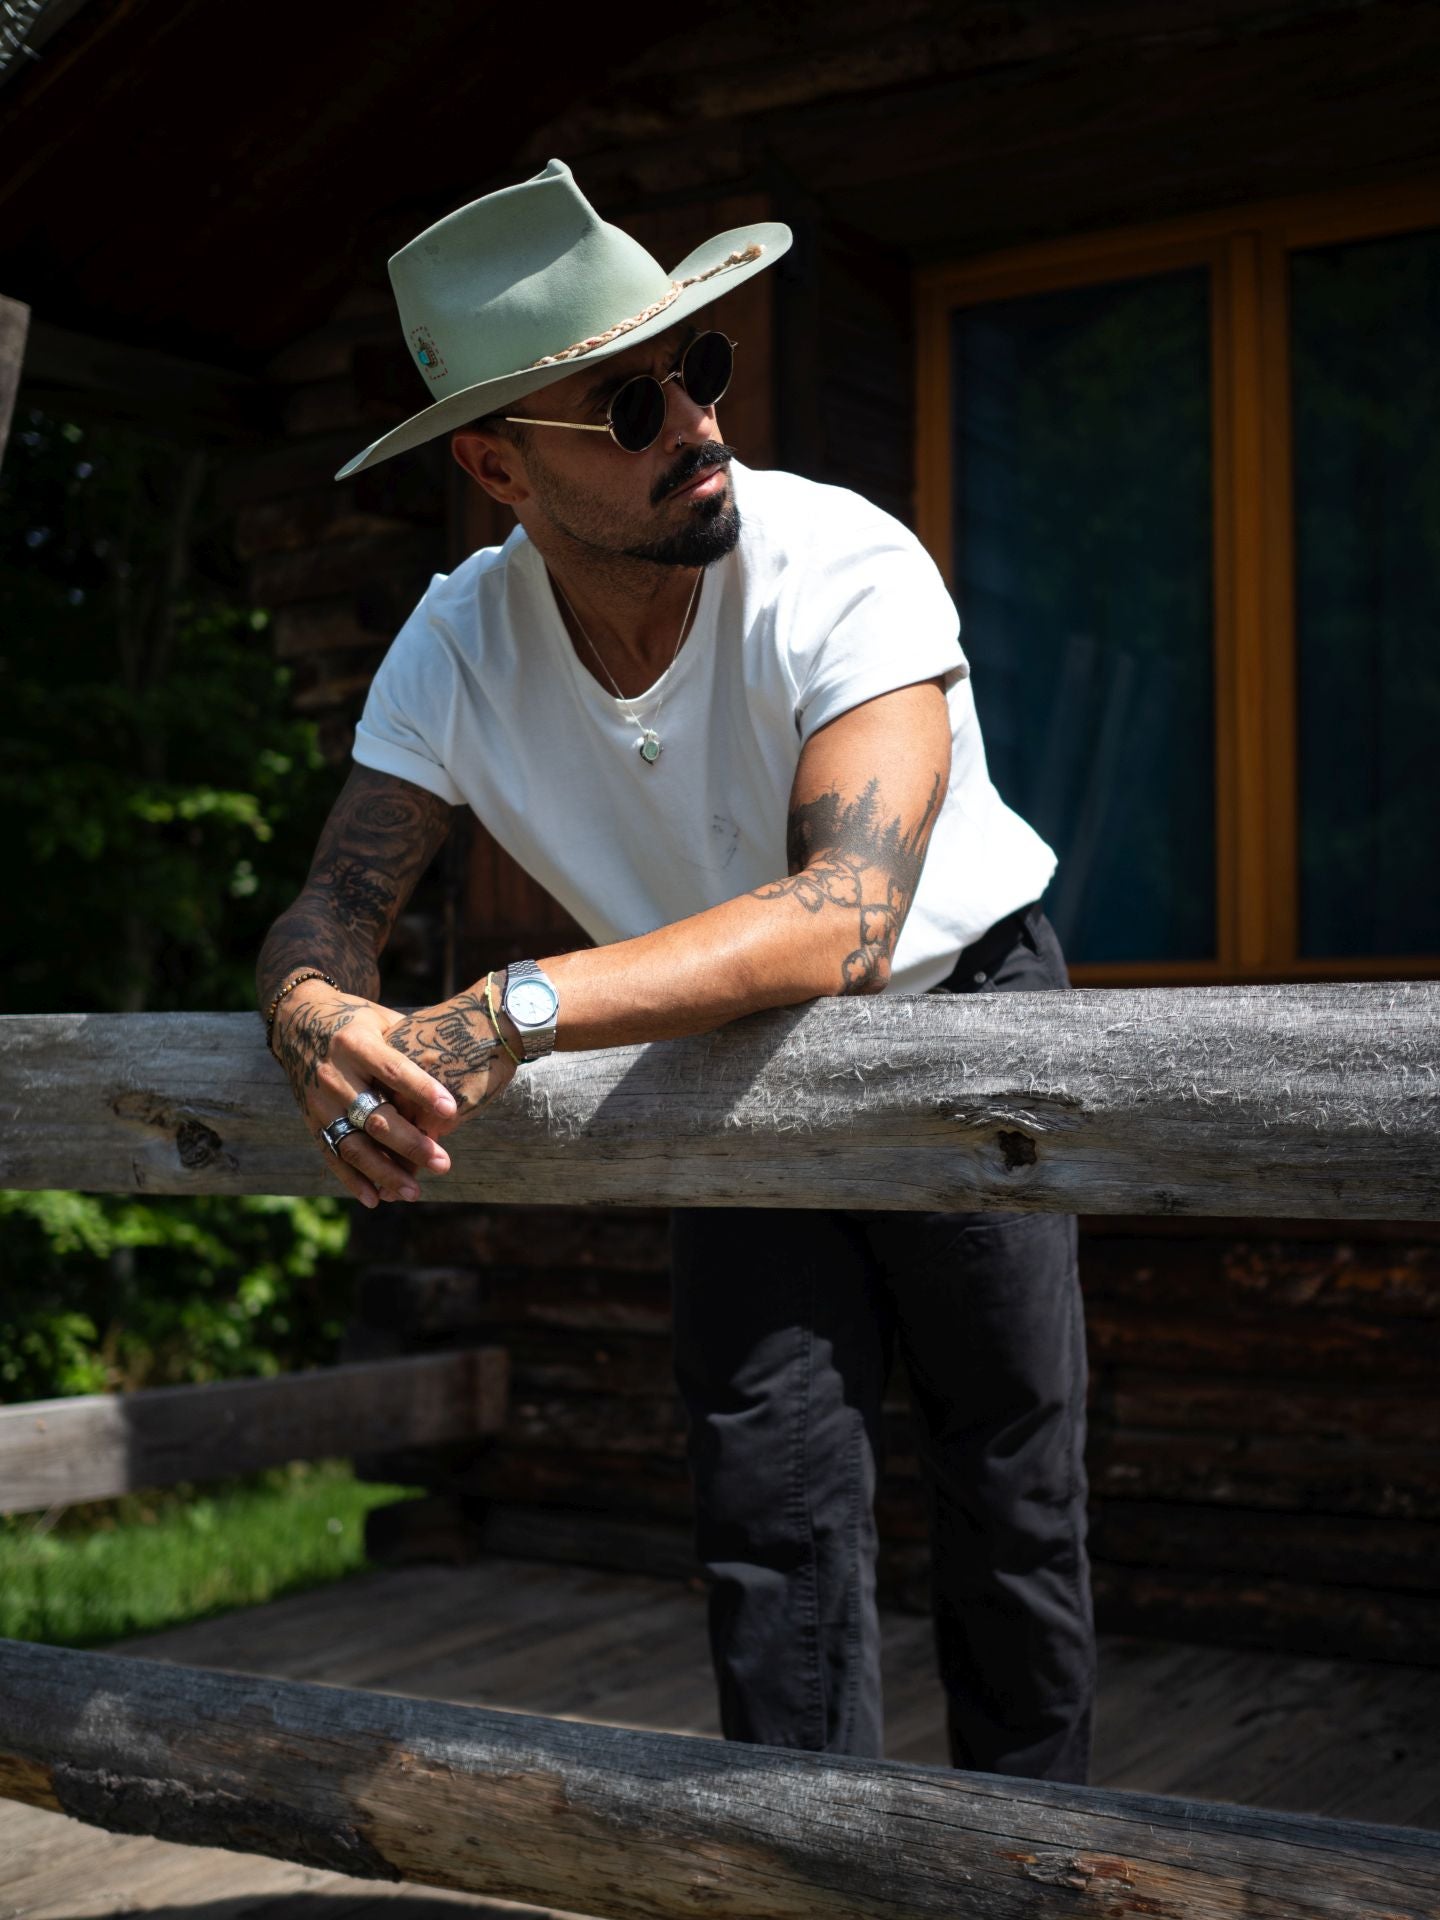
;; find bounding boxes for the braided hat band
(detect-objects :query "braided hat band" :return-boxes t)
[522,245,764,370]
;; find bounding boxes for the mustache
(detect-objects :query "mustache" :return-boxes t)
[653,442,736,506]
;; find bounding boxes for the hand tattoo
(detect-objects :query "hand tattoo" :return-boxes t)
[752,774,942,994]
[271,990,367,1115]
[385,992,510,1115]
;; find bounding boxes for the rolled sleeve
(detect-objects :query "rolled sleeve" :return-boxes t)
[350,584,466,806]
[351,723,464,805]
[793,537,968,744]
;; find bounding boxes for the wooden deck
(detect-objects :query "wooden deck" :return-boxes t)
[5,1553,1439,1919]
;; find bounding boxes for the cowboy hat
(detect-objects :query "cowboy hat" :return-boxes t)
[336,159,791,480]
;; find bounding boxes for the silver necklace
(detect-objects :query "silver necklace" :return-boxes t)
[553,569,702,766]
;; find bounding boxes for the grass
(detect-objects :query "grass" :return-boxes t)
[0,1460,419,1647]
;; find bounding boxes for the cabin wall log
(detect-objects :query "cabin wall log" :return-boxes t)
[228,293,448,775]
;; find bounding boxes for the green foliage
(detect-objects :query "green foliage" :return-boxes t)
[0,1189,352,1399]
[0,404,355,1410]
[0,407,334,1014]
[0,1463,416,1646]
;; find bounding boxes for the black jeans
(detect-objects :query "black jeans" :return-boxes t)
[670,905,1095,1781]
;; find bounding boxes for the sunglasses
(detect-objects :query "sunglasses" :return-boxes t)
[506,331,736,453]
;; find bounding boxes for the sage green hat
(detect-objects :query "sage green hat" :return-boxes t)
[336,159,792,481]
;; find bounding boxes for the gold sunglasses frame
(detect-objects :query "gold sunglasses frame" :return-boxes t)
[504,335,737,451]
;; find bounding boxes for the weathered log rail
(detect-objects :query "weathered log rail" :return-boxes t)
[0,1350,509,1514]
[3,1639,1438,1920]
[2,980,1438,1215]
[3,982,1438,1913]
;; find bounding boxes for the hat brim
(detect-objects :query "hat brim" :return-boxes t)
[334,220,792,481]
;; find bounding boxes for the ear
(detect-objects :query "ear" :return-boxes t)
[451,428,530,506]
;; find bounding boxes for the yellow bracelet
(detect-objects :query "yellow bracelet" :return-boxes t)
[485,972,524,1068]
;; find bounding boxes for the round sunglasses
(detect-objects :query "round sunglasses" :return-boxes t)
[506,331,736,453]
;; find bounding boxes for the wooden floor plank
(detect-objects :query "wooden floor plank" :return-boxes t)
[1206,1665,1440,1825]
[5,1553,1436,1920]
[377,1585,702,1713]
[1090,1639,1301,1789]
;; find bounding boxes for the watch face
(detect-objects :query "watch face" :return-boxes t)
[507,980,559,1028]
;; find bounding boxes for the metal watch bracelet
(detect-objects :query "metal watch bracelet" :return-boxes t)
[500,959,559,1062]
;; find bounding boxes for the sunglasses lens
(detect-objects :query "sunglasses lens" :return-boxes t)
[682,331,733,407]
[609,376,667,452]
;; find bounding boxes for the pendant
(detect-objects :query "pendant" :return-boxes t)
[638,730,662,765]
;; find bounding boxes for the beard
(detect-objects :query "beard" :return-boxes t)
[527,440,743,569]
[623,441,742,565]
[622,491,741,567]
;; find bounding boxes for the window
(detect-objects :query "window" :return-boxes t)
[917,182,1440,984]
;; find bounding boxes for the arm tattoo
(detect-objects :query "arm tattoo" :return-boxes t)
[257,767,457,1010]
[752,774,943,994]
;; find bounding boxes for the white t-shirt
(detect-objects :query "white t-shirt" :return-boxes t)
[353,463,1056,994]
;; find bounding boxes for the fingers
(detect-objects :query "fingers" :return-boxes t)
[368,1038,460,1131]
[362,1099,451,1175]
[314,1133,381,1210]
[336,1127,423,1204]
[315,1121,422,1206]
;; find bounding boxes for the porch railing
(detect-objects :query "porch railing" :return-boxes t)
[1,985,1437,1918]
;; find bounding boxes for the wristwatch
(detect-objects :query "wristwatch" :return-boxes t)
[501,959,560,1062]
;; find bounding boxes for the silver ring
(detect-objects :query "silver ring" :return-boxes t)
[345,1089,390,1132]
[321,1114,361,1156]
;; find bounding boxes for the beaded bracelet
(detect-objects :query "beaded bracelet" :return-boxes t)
[484,972,524,1068]
[264,969,338,1049]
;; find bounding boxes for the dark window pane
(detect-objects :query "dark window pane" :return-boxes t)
[1292,227,1440,959]
[951,271,1215,965]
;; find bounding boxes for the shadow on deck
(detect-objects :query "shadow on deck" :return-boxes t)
[5,1553,1439,1919]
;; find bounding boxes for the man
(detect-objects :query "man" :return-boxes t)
[259,158,1094,1781]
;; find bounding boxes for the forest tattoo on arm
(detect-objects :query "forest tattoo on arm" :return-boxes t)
[751,774,943,994]
[257,767,457,1010]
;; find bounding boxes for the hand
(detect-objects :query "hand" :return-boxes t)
[383,979,520,1123]
[271,979,460,1209]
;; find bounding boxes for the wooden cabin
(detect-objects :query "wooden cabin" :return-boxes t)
[3,0,1437,1680]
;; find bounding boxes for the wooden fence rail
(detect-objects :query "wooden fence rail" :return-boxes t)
[2,981,1437,1216]
[2,1639,1437,1920]
[0,1350,509,1514]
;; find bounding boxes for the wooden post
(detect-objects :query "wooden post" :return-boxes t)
[0,293,30,470]
[0,984,1437,1217]
[2,1640,1436,1919]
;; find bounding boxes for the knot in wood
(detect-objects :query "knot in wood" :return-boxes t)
[995,1128,1038,1170]
[175,1118,224,1170]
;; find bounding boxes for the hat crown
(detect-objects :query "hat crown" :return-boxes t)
[388,160,669,405]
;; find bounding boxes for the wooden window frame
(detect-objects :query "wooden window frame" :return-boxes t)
[916,178,1440,988]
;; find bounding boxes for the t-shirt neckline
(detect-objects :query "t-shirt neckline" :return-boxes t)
[532,546,721,723]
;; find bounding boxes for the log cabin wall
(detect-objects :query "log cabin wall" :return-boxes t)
[220,1,1440,1666]
[226,289,462,1001]
[345,1211,1440,1667]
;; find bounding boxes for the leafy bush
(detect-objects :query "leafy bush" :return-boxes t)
[0,409,334,1015]
[0,1190,351,1400]
[1,405,354,1406]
